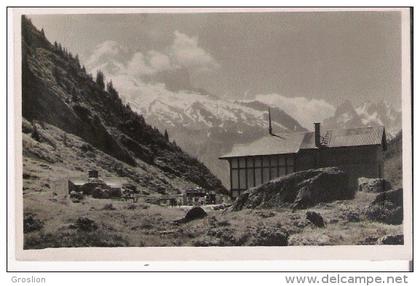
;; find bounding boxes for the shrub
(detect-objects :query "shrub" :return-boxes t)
[23,215,43,233]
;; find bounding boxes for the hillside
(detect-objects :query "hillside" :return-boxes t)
[21,15,225,195]
[384,131,403,187]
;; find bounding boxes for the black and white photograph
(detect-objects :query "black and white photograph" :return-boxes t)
[11,7,412,261]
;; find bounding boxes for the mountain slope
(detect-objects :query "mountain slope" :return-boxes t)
[21,16,226,194]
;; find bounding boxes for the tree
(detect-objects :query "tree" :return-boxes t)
[75,54,80,67]
[106,80,118,98]
[31,120,40,141]
[164,129,169,141]
[53,66,60,82]
[96,70,105,90]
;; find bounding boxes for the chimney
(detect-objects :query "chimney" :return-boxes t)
[268,108,273,135]
[314,123,321,147]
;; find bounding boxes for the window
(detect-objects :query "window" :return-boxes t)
[255,157,262,167]
[232,169,238,189]
[231,158,238,168]
[239,169,246,189]
[270,167,278,179]
[230,155,295,192]
[239,158,246,168]
[270,156,278,166]
[263,167,270,183]
[279,166,286,176]
[263,156,270,167]
[247,168,255,188]
[247,157,254,168]
[286,156,295,173]
[278,156,286,166]
[255,166,262,185]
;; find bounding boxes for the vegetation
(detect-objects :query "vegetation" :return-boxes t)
[384,131,402,187]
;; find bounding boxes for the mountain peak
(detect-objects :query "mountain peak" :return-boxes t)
[323,99,401,136]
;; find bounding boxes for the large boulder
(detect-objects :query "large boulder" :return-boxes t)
[185,207,207,222]
[176,207,208,224]
[358,177,392,193]
[365,188,403,225]
[377,234,404,245]
[231,167,351,211]
[249,228,289,246]
[306,211,325,227]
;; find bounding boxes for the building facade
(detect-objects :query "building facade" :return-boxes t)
[220,123,387,198]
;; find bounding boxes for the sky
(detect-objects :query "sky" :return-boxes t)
[29,11,402,122]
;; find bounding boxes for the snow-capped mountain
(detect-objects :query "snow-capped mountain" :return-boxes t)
[127,90,305,186]
[323,99,402,137]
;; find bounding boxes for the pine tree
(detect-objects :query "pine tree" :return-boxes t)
[96,70,105,90]
[75,54,80,67]
[164,129,169,141]
[106,80,118,98]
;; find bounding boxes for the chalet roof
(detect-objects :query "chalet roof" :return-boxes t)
[219,132,305,158]
[219,126,386,159]
[68,177,129,188]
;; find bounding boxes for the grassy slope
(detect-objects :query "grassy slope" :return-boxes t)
[384,131,403,187]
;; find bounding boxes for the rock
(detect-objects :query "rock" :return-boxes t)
[377,234,404,245]
[373,188,403,206]
[250,228,289,246]
[232,167,351,211]
[185,207,207,222]
[256,210,276,218]
[358,236,380,245]
[23,215,43,233]
[340,211,360,222]
[70,191,83,200]
[22,119,33,134]
[102,203,116,210]
[74,217,98,232]
[176,207,207,223]
[306,211,325,227]
[365,188,403,225]
[358,177,392,193]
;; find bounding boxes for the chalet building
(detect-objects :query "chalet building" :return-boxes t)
[68,170,131,195]
[219,113,387,198]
